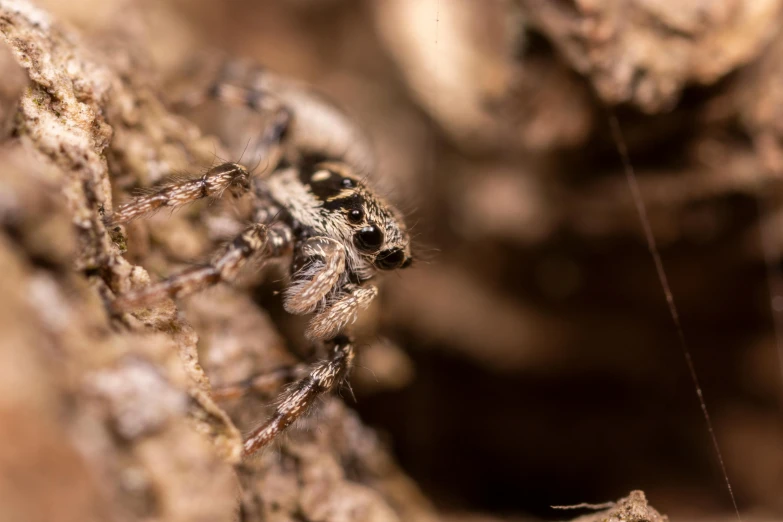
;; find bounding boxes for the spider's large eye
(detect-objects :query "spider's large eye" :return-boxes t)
[375,248,405,270]
[354,225,384,252]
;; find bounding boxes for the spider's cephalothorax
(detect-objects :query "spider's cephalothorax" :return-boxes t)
[108,64,413,456]
[269,160,412,274]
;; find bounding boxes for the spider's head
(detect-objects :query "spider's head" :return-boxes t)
[301,161,412,272]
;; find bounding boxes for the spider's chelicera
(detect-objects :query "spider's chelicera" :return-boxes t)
[107,65,412,457]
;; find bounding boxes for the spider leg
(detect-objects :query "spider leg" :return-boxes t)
[108,162,250,226]
[112,223,293,311]
[250,191,284,226]
[243,335,354,456]
[211,364,305,401]
[179,59,373,171]
[306,284,378,341]
[245,106,290,176]
[180,78,292,177]
[283,237,346,315]
[176,59,283,114]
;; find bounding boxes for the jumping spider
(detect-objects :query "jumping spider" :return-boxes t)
[108,63,413,457]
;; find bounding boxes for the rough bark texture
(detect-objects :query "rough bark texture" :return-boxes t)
[2,0,783,521]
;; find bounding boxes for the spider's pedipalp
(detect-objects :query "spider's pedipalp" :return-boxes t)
[242,336,354,456]
[284,237,345,315]
[306,284,378,341]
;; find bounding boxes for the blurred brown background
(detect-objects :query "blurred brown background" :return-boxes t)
[3,0,783,521]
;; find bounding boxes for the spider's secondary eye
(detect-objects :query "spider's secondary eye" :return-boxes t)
[348,208,363,223]
[354,225,384,251]
[341,178,355,189]
[375,248,405,270]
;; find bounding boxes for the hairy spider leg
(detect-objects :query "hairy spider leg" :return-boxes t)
[108,163,251,226]
[111,223,293,311]
[243,336,355,456]
[108,88,293,227]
